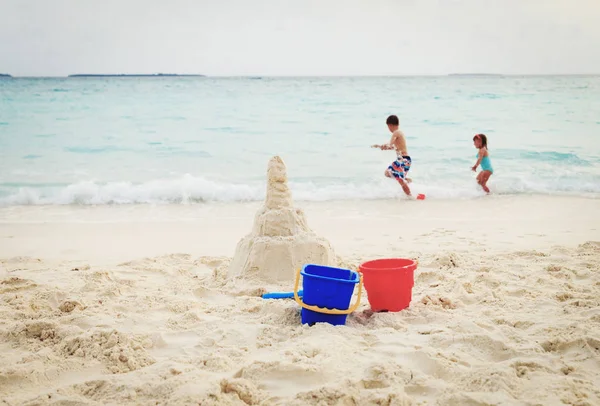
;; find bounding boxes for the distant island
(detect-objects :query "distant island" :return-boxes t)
[68,73,205,78]
[0,74,12,78]
[448,73,503,77]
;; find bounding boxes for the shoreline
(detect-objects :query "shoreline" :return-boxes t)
[1,194,598,264]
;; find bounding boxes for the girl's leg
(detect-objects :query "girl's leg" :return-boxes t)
[480,171,492,193]
[476,171,483,186]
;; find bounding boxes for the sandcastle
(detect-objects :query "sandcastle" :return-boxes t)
[228,156,336,282]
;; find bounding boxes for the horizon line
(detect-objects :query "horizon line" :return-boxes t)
[1,73,600,78]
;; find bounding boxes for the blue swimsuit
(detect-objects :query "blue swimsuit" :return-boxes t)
[479,152,493,173]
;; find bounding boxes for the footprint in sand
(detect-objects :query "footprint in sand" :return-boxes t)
[540,336,600,359]
[511,360,551,378]
[192,287,236,308]
[0,277,37,293]
[421,295,457,309]
[59,300,84,313]
[233,360,325,398]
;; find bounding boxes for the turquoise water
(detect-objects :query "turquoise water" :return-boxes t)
[1,76,599,205]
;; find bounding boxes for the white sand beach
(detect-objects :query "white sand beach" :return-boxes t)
[1,193,599,405]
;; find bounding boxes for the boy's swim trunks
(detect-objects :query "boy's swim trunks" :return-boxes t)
[387,156,411,181]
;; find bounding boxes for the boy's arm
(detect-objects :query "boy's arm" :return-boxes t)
[472,149,484,171]
[378,133,397,150]
[371,143,395,150]
[371,132,398,150]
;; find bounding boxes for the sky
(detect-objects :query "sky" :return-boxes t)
[1,0,599,76]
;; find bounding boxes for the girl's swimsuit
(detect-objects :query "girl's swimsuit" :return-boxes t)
[479,153,493,173]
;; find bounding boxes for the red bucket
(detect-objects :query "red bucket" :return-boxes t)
[359,258,417,312]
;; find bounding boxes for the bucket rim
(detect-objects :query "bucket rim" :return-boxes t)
[359,258,417,271]
[301,264,359,284]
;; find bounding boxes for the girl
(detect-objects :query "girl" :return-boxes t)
[472,133,493,193]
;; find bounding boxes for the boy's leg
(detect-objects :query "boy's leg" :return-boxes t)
[399,157,412,195]
[386,160,411,196]
[386,161,400,179]
[398,178,411,196]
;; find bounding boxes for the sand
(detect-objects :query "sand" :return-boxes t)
[1,195,599,405]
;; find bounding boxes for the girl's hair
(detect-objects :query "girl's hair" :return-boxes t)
[473,133,488,149]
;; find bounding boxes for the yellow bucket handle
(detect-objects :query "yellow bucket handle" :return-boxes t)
[293,267,362,315]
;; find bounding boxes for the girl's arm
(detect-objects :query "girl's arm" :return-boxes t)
[472,149,484,171]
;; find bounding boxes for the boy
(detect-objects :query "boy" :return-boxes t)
[371,115,412,196]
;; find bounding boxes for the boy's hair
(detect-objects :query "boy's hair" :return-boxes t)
[386,115,399,126]
[473,133,488,149]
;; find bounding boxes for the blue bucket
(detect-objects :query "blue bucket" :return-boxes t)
[294,264,361,326]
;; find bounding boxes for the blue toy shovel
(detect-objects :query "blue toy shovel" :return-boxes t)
[262,290,303,299]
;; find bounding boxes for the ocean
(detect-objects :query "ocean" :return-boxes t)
[1,75,599,205]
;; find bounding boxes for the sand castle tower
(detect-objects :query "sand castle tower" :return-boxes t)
[228,156,336,282]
